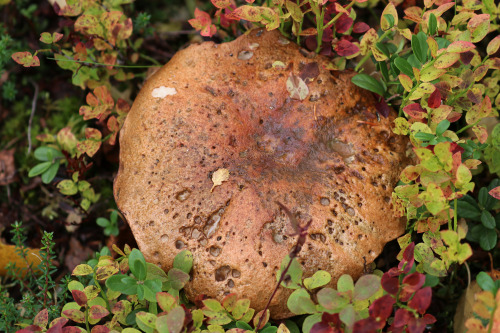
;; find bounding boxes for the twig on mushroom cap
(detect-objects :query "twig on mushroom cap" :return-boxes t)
[256,201,313,330]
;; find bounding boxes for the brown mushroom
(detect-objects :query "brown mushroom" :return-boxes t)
[114,29,411,318]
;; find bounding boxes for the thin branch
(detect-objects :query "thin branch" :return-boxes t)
[27,80,39,155]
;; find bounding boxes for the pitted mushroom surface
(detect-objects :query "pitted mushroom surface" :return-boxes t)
[114,29,411,317]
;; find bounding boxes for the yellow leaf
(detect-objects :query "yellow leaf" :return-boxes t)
[211,168,230,192]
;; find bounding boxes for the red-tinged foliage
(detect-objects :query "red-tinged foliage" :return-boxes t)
[408,286,432,314]
[11,52,40,67]
[71,289,87,306]
[400,242,415,273]
[400,272,426,301]
[353,22,369,33]
[375,97,390,117]
[45,318,68,333]
[427,89,441,108]
[369,294,396,322]
[460,51,474,65]
[90,326,111,333]
[352,317,380,333]
[188,8,216,37]
[335,14,353,34]
[335,39,359,57]
[407,316,427,333]
[403,103,427,120]
[393,308,412,328]
[489,186,500,200]
[311,313,343,333]
[62,327,84,333]
[381,272,400,294]
[447,111,462,122]
[89,305,110,320]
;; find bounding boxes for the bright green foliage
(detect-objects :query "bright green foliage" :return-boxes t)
[96,210,120,236]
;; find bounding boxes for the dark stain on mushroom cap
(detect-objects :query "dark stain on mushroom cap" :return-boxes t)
[114,29,411,319]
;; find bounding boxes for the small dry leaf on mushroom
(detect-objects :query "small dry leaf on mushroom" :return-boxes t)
[210,168,229,192]
[286,73,309,100]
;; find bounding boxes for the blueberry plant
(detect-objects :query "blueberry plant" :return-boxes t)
[2,0,500,332]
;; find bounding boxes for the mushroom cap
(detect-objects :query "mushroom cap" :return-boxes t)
[114,29,411,318]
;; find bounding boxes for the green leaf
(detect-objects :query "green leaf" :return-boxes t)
[143,279,162,302]
[479,229,497,251]
[412,32,428,63]
[34,146,63,161]
[57,179,78,195]
[457,199,481,220]
[96,217,110,228]
[28,161,52,177]
[353,274,381,300]
[435,120,450,136]
[316,288,348,312]
[337,274,354,292]
[428,13,437,35]
[383,14,395,30]
[168,268,190,290]
[129,249,147,281]
[351,74,386,96]
[106,275,138,295]
[41,162,59,184]
[394,57,414,77]
[146,262,168,282]
[236,321,253,330]
[278,256,302,289]
[479,186,497,210]
[481,210,496,229]
[136,311,157,330]
[477,271,496,292]
[173,250,193,274]
[287,289,316,315]
[302,314,322,333]
[303,271,331,290]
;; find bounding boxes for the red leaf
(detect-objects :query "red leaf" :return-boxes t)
[489,186,500,200]
[460,51,474,65]
[403,103,426,120]
[407,316,427,333]
[63,328,84,333]
[393,308,412,328]
[369,294,395,322]
[447,112,462,123]
[399,242,415,273]
[46,318,68,333]
[71,289,87,306]
[375,98,390,117]
[427,89,441,108]
[310,321,334,333]
[11,52,40,67]
[382,273,400,294]
[400,272,426,302]
[408,286,432,314]
[353,22,370,33]
[89,305,109,320]
[335,39,359,57]
[322,312,341,326]
[188,8,216,37]
[352,317,380,332]
[336,14,353,34]
[423,313,436,324]
[91,325,111,333]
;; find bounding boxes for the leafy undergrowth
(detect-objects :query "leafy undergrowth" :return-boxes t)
[1,0,500,332]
